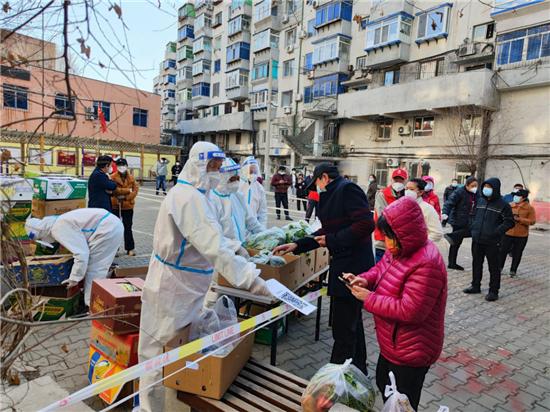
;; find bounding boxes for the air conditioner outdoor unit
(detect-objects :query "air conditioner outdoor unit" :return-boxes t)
[307,70,315,79]
[458,43,477,57]
[284,106,292,114]
[386,158,399,167]
[206,4,214,10]
[282,14,289,23]
[287,45,294,53]
[398,125,411,135]
[85,114,95,120]
[299,30,308,39]
[312,0,319,8]
[294,93,303,102]
[85,106,94,113]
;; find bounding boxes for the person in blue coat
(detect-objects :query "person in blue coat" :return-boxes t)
[88,155,117,212]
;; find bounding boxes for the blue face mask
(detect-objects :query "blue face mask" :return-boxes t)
[452,182,458,187]
[317,185,326,195]
[513,195,522,203]
[369,178,374,183]
[482,187,493,197]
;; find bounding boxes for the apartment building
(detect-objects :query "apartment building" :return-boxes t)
[162,0,549,218]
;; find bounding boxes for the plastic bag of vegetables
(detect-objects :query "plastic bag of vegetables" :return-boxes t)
[302,359,375,412]
[245,227,287,251]
[248,250,287,267]
[282,220,314,243]
[380,371,415,412]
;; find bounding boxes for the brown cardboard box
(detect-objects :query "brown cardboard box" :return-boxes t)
[110,266,148,279]
[218,249,303,290]
[89,278,144,334]
[163,319,254,399]
[300,250,317,280]
[31,198,86,219]
[315,247,330,272]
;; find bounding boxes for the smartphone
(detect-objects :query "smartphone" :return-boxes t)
[339,276,351,286]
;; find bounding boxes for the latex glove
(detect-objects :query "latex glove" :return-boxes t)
[249,277,273,298]
[441,214,449,221]
[61,279,78,289]
[236,246,250,259]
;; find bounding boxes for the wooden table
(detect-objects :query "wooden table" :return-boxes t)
[177,357,308,412]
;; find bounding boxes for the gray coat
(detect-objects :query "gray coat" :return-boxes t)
[155,159,170,177]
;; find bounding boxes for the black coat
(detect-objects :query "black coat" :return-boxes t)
[442,186,478,228]
[171,164,183,177]
[87,167,117,212]
[444,185,458,202]
[470,178,515,245]
[294,176,375,297]
[296,180,307,198]
[366,181,377,210]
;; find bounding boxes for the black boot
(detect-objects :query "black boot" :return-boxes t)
[463,286,481,294]
[485,292,499,302]
[448,263,465,271]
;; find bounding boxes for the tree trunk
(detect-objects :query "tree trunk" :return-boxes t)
[476,110,492,182]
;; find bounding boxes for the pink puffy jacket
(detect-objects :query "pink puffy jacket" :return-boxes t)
[358,196,447,367]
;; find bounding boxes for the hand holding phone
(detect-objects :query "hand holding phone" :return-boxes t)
[339,276,352,286]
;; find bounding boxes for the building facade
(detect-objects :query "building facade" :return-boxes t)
[161,0,550,219]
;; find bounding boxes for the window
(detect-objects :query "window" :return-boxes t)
[192,83,210,97]
[494,0,535,9]
[214,36,222,51]
[28,148,53,165]
[283,59,295,77]
[473,22,495,42]
[193,37,212,54]
[133,108,148,127]
[214,12,223,27]
[356,56,366,69]
[497,24,550,65]
[250,90,278,110]
[304,86,312,103]
[377,119,392,139]
[212,82,220,97]
[313,36,350,64]
[3,85,28,110]
[414,116,434,137]
[305,53,313,71]
[228,15,251,36]
[235,132,242,145]
[93,101,111,121]
[54,94,75,116]
[315,1,353,27]
[416,5,450,40]
[192,60,211,76]
[177,46,194,60]
[179,89,192,101]
[255,0,277,21]
[227,42,251,62]
[178,25,194,40]
[178,66,192,80]
[225,102,232,114]
[461,114,482,137]
[384,69,399,85]
[179,4,195,18]
[167,74,176,83]
[251,61,278,80]
[419,59,444,80]
[165,59,176,69]
[375,161,387,186]
[166,42,177,53]
[226,69,249,89]
[253,29,279,50]
[285,28,296,47]
[238,102,245,112]
[214,59,221,73]
[287,0,298,13]
[282,91,293,107]
[312,74,347,98]
[307,19,317,37]
[232,0,252,9]
[359,16,369,31]
[366,15,412,48]
[213,105,219,116]
[167,90,176,98]
[263,130,266,142]
[195,13,212,31]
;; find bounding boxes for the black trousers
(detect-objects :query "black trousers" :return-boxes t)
[113,209,135,251]
[296,196,307,211]
[472,241,501,293]
[274,193,289,217]
[305,199,318,222]
[376,354,429,412]
[331,296,367,375]
[448,225,470,266]
[500,235,528,272]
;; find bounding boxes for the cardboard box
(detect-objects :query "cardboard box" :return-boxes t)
[7,221,29,241]
[0,176,34,201]
[4,201,32,222]
[109,266,148,279]
[32,176,88,200]
[163,319,254,399]
[218,250,303,290]
[300,250,317,280]
[11,255,74,287]
[9,291,80,321]
[90,278,144,334]
[88,344,139,407]
[32,283,80,298]
[31,198,86,219]
[90,320,139,368]
[254,317,287,345]
[29,241,71,256]
[315,247,330,272]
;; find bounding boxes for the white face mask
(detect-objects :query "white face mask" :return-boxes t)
[108,166,113,174]
[227,181,240,194]
[206,172,221,189]
[118,166,127,173]
[279,171,285,175]
[405,189,419,199]
[425,183,433,191]
[248,173,258,182]
[468,187,478,194]
[392,182,405,192]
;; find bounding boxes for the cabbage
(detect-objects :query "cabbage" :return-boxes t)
[245,227,287,251]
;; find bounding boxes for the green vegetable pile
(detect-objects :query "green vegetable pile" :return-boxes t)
[282,220,314,243]
[245,227,287,251]
[302,361,375,412]
[248,250,287,267]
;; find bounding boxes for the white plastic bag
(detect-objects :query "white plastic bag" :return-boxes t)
[301,359,375,412]
[310,217,322,233]
[380,371,415,412]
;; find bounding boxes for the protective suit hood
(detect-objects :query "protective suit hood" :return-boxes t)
[25,216,57,242]
[178,142,226,192]
[241,156,261,182]
[216,158,241,195]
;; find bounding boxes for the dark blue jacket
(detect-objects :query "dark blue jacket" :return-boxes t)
[294,176,375,297]
[470,178,515,245]
[442,186,478,228]
[88,167,117,212]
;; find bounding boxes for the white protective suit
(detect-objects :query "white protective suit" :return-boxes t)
[138,142,266,412]
[25,209,124,305]
[207,158,267,306]
[238,156,268,228]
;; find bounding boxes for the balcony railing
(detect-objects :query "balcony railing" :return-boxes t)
[304,97,338,117]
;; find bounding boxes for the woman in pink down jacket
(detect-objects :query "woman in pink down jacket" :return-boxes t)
[343,196,447,411]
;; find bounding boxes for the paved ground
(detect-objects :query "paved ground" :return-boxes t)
[6,182,550,411]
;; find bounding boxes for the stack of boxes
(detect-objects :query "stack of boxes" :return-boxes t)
[1,175,34,246]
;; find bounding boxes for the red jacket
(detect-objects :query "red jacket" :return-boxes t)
[358,196,447,367]
[374,186,397,242]
[271,173,292,193]
[422,190,441,219]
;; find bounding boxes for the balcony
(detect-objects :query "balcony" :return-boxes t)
[251,77,278,89]
[253,47,279,63]
[227,31,251,46]
[177,77,193,88]
[164,96,176,105]
[163,111,176,121]
[194,26,212,38]
[228,3,252,20]
[313,58,350,75]
[226,86,249,101]
[371,0,415,16]
[179,111,254,134]
[491,0,549,22]
[254,15,282,33]
[304,97,338,118]
[192,72,211,84]
[178,100,193,110]
[252,109,277,121]
[365,41,410,69]
[226,57,250,71]
[193,49,212,61]
[336,69,500,119]
[192,95,210,109]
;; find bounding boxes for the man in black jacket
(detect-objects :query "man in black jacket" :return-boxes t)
[463,177,515,302]
[274,163,375,374]
[442,176,479,270]
[171,159,183,186]
[88,155,117,212]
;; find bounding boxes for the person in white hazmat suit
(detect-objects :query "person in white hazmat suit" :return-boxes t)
[24,208,124,307]
[206,158,267,306]
[238,156,268,229]
[138,142,271,412]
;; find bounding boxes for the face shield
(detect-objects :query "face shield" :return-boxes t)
[242,157,261,183]
[216,158,242,195]
[25,217,57,244]
[182,142,226,191]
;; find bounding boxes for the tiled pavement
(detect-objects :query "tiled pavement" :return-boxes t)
[9,183,550,411]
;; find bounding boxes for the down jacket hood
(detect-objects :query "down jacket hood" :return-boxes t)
[383,196,428,258]
[481,177,502,199]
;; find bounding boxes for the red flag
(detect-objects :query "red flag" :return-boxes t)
[98,106,107,133]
